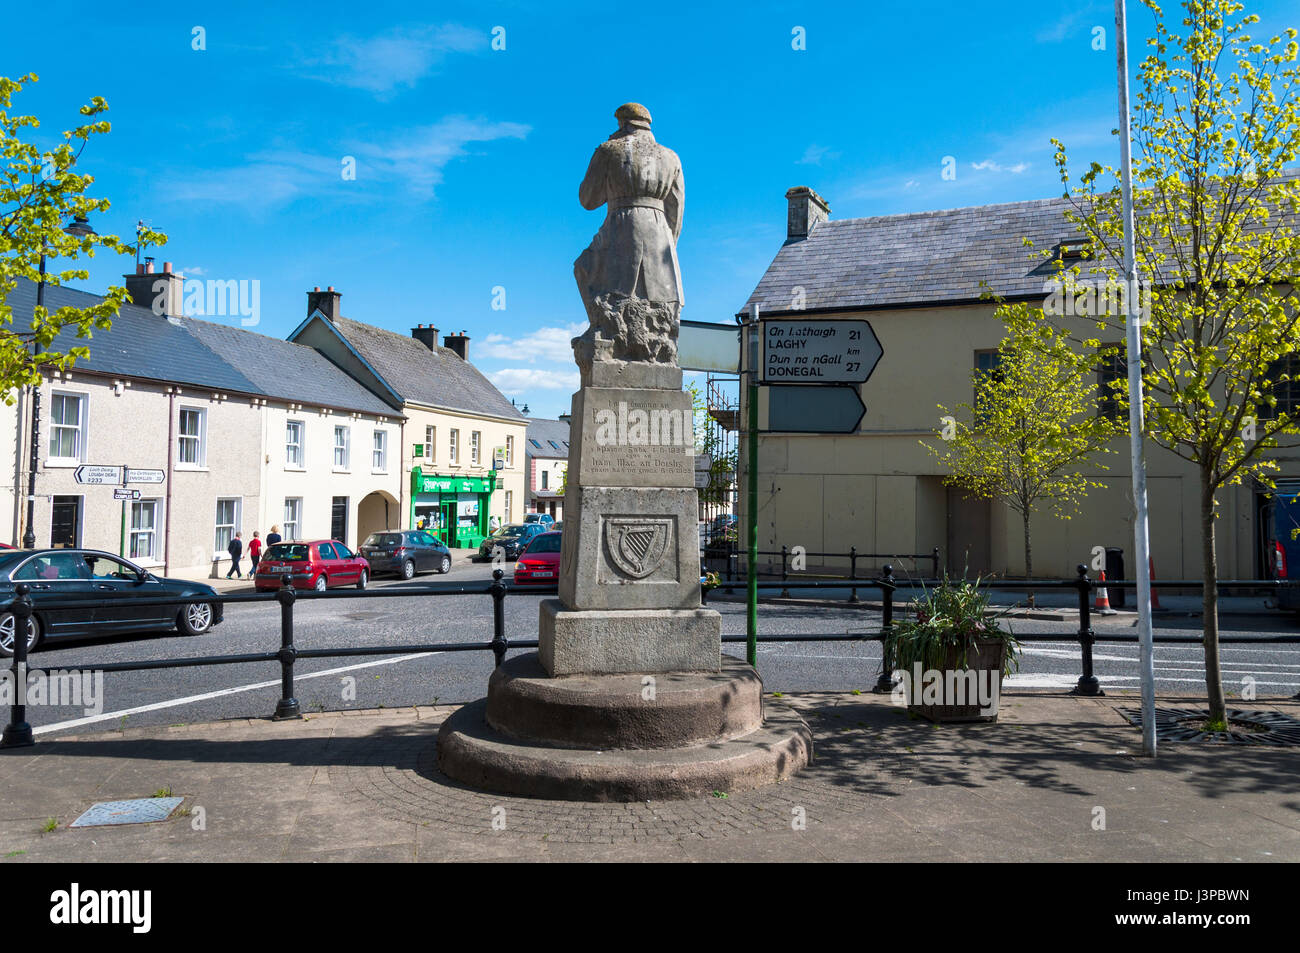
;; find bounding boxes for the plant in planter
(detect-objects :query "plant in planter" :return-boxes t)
[883,574,1020,723]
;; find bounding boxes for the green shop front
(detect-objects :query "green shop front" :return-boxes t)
[410,468,495,549]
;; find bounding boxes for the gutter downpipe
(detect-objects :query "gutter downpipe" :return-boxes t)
[164,387,176,575]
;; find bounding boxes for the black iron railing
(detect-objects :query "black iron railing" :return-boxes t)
[2,564,1297,748]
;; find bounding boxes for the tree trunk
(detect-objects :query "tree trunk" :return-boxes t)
[1023,510,1034,607]
[1200,470,1226,724]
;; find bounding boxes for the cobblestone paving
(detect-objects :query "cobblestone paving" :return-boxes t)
[330,697,895,844]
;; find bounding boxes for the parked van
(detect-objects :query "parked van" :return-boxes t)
[1260,481,1300,612]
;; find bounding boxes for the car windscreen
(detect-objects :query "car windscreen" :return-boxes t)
[365,534,403,548]
[492,525,527,538]
[267,544,310,561]
[525,534,562,554]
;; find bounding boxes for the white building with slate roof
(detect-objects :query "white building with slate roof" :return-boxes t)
[288,289,528,550]
[0,270,404,577]
[523,418,569,521]
[736,186,1300,582]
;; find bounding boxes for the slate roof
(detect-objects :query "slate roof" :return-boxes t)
[328,315,526,422]
[5,278,400,417]
[5,278,258,393]
[524,418,570,459]
[740,196,1088,316]
[741,176,1300,316]
[183,317,399,417]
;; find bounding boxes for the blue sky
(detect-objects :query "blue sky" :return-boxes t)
[4,0,1297,418]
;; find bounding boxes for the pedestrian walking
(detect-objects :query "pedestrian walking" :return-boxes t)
[227,532,244,579]
[266,525,282,548]
[248,531,262,575]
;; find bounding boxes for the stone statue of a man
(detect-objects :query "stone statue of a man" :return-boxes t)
[573,103,684,367]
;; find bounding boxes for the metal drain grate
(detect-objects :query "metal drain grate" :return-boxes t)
[1118,707,1300,746]
[70,797,184,828]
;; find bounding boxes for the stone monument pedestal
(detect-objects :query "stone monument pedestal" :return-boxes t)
[437,653,812,801]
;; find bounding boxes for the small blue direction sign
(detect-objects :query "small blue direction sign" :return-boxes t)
[764,385,866,434]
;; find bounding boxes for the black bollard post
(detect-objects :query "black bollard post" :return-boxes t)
[780,545,790,598]
[848,546,860,603]
[490,569,508,667]
[1,585,35,748]
[273,576,301,720]
[1072,564,1103,697]
[874,565,896,693]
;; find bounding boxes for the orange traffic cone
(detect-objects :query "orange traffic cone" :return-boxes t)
[1149,556,1161,609]
[1095,571,1115,613]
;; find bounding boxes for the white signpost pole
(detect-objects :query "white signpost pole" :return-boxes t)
[1116,0,1157,757]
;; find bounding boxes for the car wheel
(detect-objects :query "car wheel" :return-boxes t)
[0,612,42,657]
[178,602,215,636]
[439,555,451,574]
[314,574,328,592]
[402,559,415,580]
[356,569,368,590]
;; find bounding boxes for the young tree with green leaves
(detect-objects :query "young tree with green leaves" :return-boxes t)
[926,304,1121,588]
[1047,0,1300,725]
[1,72,164,396]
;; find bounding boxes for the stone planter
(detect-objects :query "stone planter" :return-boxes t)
[908,637,1007,723]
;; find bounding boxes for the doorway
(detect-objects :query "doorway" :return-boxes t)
[946,488,991,576]
[331,496,348,544]
[51,496,81,548]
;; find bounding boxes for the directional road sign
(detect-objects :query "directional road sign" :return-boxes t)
[760,319,882,384]
[124,468,165,485]
[113,489,142,501]
[763,385,866,434]
[74,465,123,485]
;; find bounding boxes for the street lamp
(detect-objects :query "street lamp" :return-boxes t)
[22,215,98,549]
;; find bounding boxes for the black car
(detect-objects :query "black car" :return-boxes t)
[475,523,547,562]
[359,530,452,579]
[0,549,223,657]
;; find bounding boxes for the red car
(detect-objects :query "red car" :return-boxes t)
[512,531,561,586]
[255,539,370,592]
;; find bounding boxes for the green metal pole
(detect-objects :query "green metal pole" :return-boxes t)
[747,374,758,667]
[120,500,126,557]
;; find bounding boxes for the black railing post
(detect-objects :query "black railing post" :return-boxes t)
[2,585,35,748]
[780,545,790,598]
[932,547,941,580]
[1072,564,1103,697]
[874,564,896,693]
[848,546,860,603]
[490,568,508,667]
[273,577,301,720]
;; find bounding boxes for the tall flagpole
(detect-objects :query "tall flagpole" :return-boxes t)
[1115,0,1157,757]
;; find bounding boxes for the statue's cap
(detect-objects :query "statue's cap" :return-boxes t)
[615,102,652,126]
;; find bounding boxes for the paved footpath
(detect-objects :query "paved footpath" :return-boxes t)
[1,691,1297,862]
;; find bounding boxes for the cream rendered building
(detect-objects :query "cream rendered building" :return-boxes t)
[289,290,528,550]
[3,275,404,576]
[735,187,1300,583]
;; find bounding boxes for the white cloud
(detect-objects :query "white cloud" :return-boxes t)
[477,323,586,363]
[183,265,206,276]
[971,159,1030,174]
[489,368,580,395]
[351,116,530,197]
[158,116,529,208]
[797,144,840,166]
[1035,10,1092,44]
[299,25,483,96]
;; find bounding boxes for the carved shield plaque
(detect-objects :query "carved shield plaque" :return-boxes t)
[604,518,673,579]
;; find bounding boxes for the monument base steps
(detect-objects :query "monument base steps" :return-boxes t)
[436,652,813,801]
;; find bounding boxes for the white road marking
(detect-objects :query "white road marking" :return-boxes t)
[32,652,437,736]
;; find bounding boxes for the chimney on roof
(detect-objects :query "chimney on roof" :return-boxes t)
[307,285,341,322]
[124,259,184,317]
[411,324,439,350]
[443,331,470,361]
[786,186,830,241]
